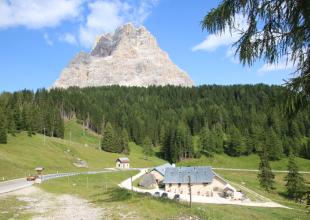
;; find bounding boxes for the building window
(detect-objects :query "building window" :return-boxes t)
[203,183,209,187]
[178,183,181,187]
[169,183,172,187]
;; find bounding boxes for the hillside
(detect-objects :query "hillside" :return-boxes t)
[178,153,310,171]
[0,120,165,180]
[1,85,310,166]
[1,119,309,181]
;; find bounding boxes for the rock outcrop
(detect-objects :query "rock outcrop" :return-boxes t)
[53,23,194,88]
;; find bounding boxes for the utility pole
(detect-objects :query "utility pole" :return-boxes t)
[43,127,46,145]
[131,176,133,192]
[87,177,89,189]
[69,130,72,146]
[188,175,192,208]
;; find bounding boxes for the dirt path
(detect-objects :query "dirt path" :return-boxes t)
[1,186,104,220]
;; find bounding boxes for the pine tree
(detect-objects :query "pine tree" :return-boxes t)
[142,136,154,157]
[121,129,130,155]
[201,0,310,112]
[199,127,213,157]
[200,126,224,156]
[224,126,246,156]
[101,122,115,152]
[285,154,305,201]
[258,147,275,191]
[114,129,129,153]
[0,110,7,144]
[7,110,16,136]
[266,128,283,161]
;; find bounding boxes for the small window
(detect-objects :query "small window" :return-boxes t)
[178,183,181,187]
[169,183,172,187]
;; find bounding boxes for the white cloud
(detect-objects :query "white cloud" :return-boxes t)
[192,32,239,52]
[79,0,127,48]
[225,46,239,64]
[0,0,159,47]
[43,33,53,46]
[192,14,247,52]
[59,33,77,45]
[257,59,295,75]
[79,0,159,48]
[192,15,247,53]
[0,0,83,29]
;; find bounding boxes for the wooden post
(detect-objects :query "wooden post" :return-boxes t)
[43,128,46,145]
[69,131,72,146]
[188,175,192,208]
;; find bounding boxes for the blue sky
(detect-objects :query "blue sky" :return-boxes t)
[0,0,294,92]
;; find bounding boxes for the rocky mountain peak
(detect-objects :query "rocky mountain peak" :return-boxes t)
[53,23,194,88]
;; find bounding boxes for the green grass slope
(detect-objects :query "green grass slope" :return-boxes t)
[64,120,101,148]
[0,121,166,180]
[38,171,310,220]
[178,153,310,171]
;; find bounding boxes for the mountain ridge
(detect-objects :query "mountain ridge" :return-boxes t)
[53,23,194,88]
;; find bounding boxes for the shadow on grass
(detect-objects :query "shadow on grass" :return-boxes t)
[90,188,132,204]
[90,187,189,208]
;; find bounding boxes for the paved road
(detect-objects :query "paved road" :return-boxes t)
[0,178,34,194]
[0,168,122,194]
[213,167,310,174]
[0,168,143,194]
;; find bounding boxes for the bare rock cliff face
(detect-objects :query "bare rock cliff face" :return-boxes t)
[53,23,194,88]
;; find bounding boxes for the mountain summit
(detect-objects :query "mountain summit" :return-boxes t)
[53,23,194,88]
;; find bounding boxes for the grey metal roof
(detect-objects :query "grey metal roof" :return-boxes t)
[153,163,173,176]
[139,173,157,187]
[116,157,130,163]
[163,166,214,184]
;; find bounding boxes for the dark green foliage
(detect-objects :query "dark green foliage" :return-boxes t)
[0,90,64,139]
[163,123,194,163]
[202,0,310,112]
[224,126,246,157]
[285,154,305,201]
[101,122,115,152]
[142,136,154,157]
[0,109,7,144]
[300,141,310,159]
[0,85,309,162]
[258,148,275,191]
[102,124,130,154]
[114,128,130,154]
[265,128,283,161]
[121,129,130,155]
[199,126,223,156]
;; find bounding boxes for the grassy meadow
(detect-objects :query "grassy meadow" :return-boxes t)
[0,120,165,180]
[216,170,310,209]
[178,153,310,171]
[38,171,310,220]
[0,120,309,219]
